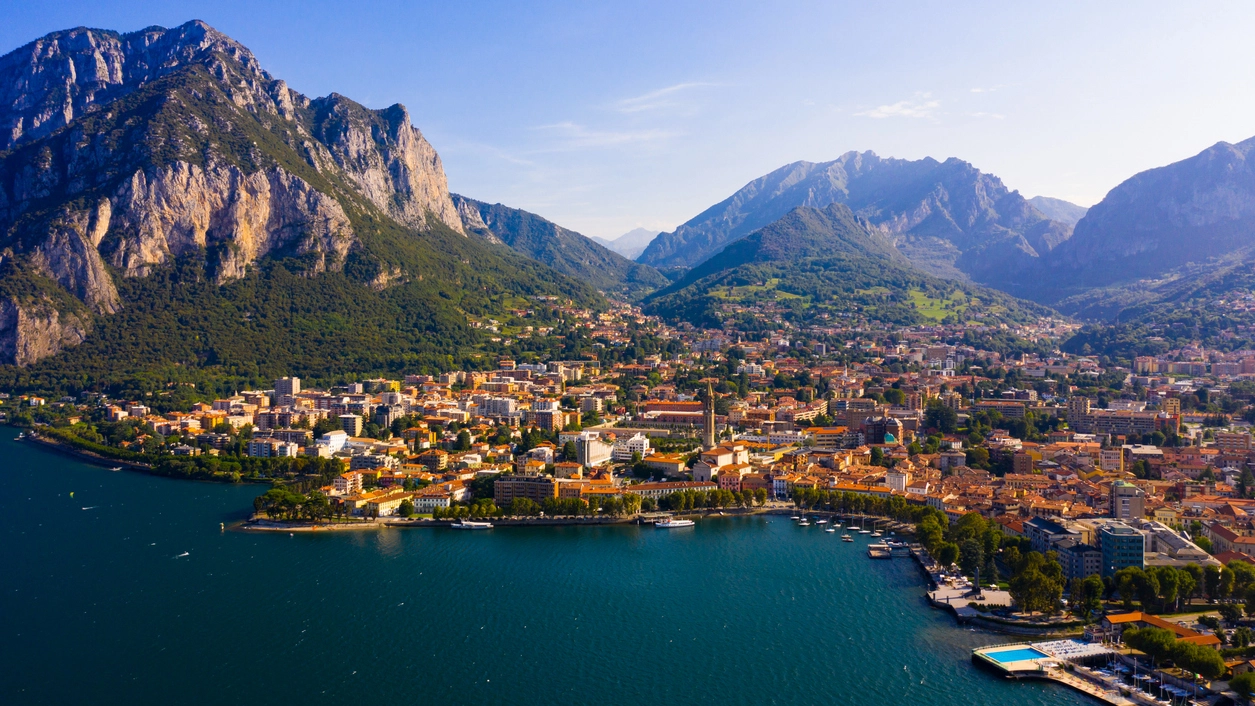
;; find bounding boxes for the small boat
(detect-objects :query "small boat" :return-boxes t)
[655,518,695,528]
[841,534,853,542]
[451,520,494,530]
[14,432,25,440]
[110,466,122,472]
[816,519,828,525]
[825,527,836,533]
[871,530,883,537]
[798,519,810,526]
[790,516,800,520]
[859,528,871,535]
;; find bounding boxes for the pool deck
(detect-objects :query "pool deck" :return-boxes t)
[972,643,1182,706]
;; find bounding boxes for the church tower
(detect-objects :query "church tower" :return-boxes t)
[702,382,717,449]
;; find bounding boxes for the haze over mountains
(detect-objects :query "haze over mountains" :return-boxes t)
[592,228,661,260]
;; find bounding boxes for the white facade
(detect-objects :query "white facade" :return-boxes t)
[318,430,349,452]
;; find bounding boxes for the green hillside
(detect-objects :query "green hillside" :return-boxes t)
[644,204,1052,329]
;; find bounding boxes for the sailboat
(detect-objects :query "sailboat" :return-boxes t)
[841,532,853,542]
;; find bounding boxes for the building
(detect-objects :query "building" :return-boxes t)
[1058,542,1103,581]
[339,414,363,437]
[575,433,614,468]
[624,481,717,500]
[318,430,349,452]
[333,472,363,495]
[1110,481,1146,521]
[246,438,300,458]
[885,469,911,493]
[274,376,301,404]
[494,475,559,505]
[611,433,652,462]
[1099,522,1145,577]
[1024,516,1081,555]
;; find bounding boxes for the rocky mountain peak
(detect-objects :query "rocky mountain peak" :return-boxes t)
[0,20,281,151]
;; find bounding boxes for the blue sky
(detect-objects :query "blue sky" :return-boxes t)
[4,1,1255,239]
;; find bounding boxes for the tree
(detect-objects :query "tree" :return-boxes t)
[398,498,415,517]
[562,441,577,461]
[1122,626,1176,665]
[1219,603,1245,626]
[1205,565,1223,600]
[454,430,471,452]
[925,403,958,433]
[1232,672,1255,700]
[936,543,960,567]
[959,539,985,579]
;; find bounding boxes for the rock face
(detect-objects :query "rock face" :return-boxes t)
[1047,136,1255,287]
[309,97,463,234]
[106,162,355,280]
[637,151,1072,285]
[0,21,283,150]
[0,296,89,367]
[0,20,477,365]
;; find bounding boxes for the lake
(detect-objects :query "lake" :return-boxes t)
[0,435,1087,705]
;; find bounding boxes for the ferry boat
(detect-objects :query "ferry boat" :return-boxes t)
[450,520,494,530]
[841,533,853,542]
[655,518,695,528]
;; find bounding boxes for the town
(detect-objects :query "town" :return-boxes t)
[19,305,1255,699]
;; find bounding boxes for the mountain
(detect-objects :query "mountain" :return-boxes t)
[595,228,660,260]
[643,203,1052,329]
[1027,196,1087,226]
[0,21,602,378]
[637,152,1074,288]
[452,196,668,299]
[1034,136,1255,308]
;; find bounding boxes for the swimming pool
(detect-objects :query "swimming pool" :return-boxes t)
[984,647,1049,664]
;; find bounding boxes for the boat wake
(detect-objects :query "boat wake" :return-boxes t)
[81,506,97,510]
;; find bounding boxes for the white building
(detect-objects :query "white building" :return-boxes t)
[318,430,349,452]
[612,433,652,462]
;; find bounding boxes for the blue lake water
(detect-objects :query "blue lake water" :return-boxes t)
[0,435,1089,705]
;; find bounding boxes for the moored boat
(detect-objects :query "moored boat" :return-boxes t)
[451,520,494,530]
[655,518,695,528]
[841,533,853,542]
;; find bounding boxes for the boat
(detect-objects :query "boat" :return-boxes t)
[871,530,883,537]
[14,432,24,440]
[790,516,800,520]
[816,519,828,525]
[841,533,853,542]
[655,518,695,528]
[825,527,836,533]
[798,519,810,526]
[451,520,494,530]
[859,528,871,534]
[110,466,122,472]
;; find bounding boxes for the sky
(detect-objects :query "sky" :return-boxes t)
[3,1,1255,240]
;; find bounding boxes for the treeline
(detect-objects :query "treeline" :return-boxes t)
[40,425,344,485]
[1123,626,1225,680]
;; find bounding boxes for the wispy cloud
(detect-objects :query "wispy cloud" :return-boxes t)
[612,82,720,113]
[530,121,677,150]
[855,93,941,119]
[967,111,1005,119]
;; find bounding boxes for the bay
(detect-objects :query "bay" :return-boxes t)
[0,435,1087,705]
